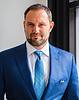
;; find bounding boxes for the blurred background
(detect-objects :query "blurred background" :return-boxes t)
[0,0,79,99]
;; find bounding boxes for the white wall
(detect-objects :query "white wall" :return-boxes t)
[0,0,47,52]
[76,7,79,76]
[0,0,47,99]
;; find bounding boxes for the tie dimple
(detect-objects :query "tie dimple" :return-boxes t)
[34,51,43,59]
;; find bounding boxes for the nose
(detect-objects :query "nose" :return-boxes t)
[33,26,40,33]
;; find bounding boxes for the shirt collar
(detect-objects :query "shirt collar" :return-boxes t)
[26,41,49,57]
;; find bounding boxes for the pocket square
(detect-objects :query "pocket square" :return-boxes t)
[59,80,65,84]
[55,78,67,86]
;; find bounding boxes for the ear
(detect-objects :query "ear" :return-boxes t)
[49,21,54,32]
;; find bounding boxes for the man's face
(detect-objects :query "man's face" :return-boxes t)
[24,9,54,48]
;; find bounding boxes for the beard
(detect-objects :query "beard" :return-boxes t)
[27,38,47,47]
[27,33,47,47]
[26,32,49,47]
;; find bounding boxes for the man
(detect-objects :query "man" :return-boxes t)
[0,4,79,100]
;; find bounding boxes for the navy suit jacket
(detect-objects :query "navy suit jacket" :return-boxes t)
[0,42,79,100]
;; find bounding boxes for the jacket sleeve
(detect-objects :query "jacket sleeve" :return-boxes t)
[62,55,79,100]
[0,54,5,100]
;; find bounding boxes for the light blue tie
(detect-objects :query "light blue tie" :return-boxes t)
[34,51,46,100]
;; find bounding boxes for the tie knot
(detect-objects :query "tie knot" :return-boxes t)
[34,51,43,59]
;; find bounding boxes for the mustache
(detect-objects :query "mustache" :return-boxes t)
[30,32,40,36]
[30,32,39,35]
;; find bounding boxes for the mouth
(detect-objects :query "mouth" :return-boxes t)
[31,33,42,41]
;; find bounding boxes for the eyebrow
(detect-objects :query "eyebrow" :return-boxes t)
[27,21,34,24]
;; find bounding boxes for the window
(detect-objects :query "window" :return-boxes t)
[69,0,79,73]
[76,6,79,73]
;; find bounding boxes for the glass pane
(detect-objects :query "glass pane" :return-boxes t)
[76,6,79,74]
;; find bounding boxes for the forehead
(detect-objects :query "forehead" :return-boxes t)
[25,9,49,21]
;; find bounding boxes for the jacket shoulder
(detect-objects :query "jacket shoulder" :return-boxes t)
[49,44,75,61]
[0,43,26,60]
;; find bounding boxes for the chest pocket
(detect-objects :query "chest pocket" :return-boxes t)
[54,77,68,93]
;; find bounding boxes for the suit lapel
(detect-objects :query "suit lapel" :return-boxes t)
[43,44,60,98]
[15,42,36,98]
[14,43,65,99]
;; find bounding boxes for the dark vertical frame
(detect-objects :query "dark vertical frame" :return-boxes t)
[69,7,76,57]
[48,0,69,51]
[48,0,57,46]
[69,1,79,58]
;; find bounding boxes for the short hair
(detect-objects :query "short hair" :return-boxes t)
[24,4,52,22]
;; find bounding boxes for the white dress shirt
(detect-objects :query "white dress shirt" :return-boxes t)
[26,41,50,85]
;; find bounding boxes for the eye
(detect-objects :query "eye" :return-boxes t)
[39,23,46,27]
[27,22,34,27]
